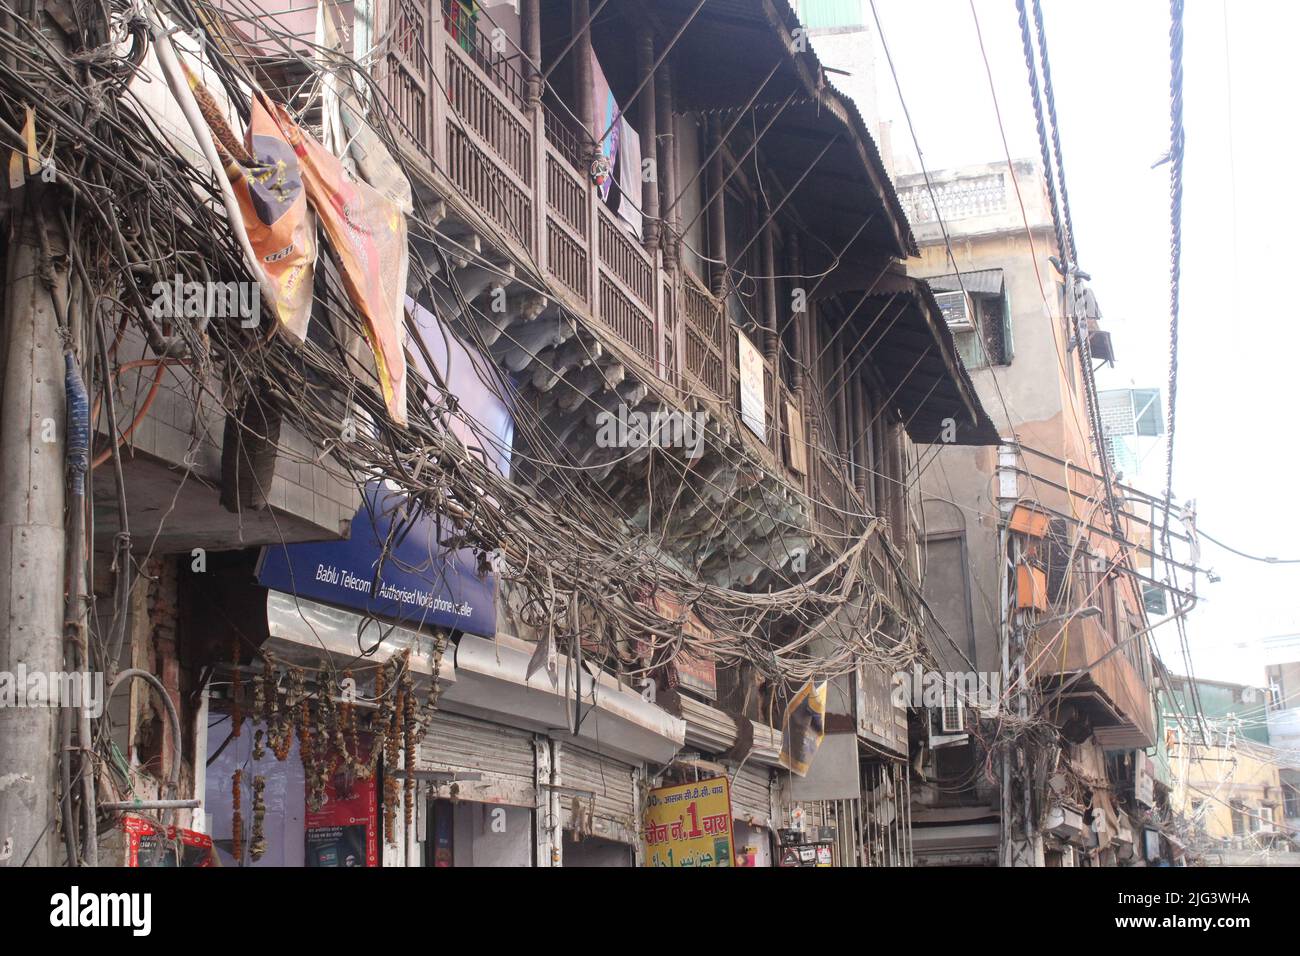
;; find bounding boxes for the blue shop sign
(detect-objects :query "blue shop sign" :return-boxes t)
[257,482,497,636]
[257,298,510,637]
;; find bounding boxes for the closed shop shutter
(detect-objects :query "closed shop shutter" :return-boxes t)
[559,744,639,844]
[417,710,537,807]
[729,764,774,828]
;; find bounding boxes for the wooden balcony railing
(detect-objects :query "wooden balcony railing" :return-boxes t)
[682,270,727,402]
[440,0,526,109]
[542,101,586,175]
[1029,614,1157,747]
[380,0,432,159]
[381,4,819,488]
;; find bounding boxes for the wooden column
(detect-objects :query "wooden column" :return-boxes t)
[833,333,850,470]
[805,312,821,453]
[706,114,728,298]
[429,0,448,170]
[522,0,542,110]
[656,64,679,273]
[761,219,779,365]
[853,373,870,502]
[572,0,596,162]
[788,233,804,399]
[636,28,660,253]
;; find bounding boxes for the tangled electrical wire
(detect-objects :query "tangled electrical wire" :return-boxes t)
[0,0,940,735]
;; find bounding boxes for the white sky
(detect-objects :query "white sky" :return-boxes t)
[853,0,1300,685]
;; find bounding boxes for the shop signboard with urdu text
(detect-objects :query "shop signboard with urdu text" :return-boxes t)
[644,777,735,867]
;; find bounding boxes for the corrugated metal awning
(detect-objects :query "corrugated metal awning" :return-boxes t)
[843,272,1002,446]
[559,744,639,845]
[924,269,1005,296]
[417,711,537,808]
[679,696,784,767]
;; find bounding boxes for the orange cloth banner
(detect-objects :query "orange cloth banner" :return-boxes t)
[184,67,316,340]
[270,100,409,426]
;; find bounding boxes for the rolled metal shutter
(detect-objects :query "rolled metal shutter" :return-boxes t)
[729,764,774,828]
[417,710,537,807]
[559,744,639,844]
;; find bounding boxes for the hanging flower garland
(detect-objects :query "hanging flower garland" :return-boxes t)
[231,768,244,864]
[250,775,267,862]
[231,638,447,853]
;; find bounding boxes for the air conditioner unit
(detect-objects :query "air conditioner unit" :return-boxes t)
[941,701,966,734]
[933,290,974,331]
[929,704,969,747]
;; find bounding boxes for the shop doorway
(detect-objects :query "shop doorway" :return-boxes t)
[426,799,534,866]
[562,832,634,867]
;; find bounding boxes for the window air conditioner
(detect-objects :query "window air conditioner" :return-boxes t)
[933,290,974,331]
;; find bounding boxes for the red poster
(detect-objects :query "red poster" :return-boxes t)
[122,815,215,867]
[305,757,379,867]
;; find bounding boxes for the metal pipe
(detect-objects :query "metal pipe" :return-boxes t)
[106,669,183,828]
[99,800,201,811]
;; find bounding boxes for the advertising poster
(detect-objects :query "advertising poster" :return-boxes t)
[779,679,827,776]
[644,777,734,867]
[257,481,498,637]
[651,590,717,699]
[738,332,765,439]
[123,816,215,867]
[305,762,379,867]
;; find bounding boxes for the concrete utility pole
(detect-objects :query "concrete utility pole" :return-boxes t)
[0,185,69,867]
[997,445,1039,867]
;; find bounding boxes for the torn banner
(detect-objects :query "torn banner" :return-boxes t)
[271,102,410,427]
[184,67,316,340]
[779,680,828,777]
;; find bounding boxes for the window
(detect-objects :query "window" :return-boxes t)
[1283,784,1300,820]
[941,701,965,733]
[1142,583,1168,616]
[927,272,1011,369]
[1231,802,1248,837]
[931,703,966,737]
[1133,389,1164,437]
[952,293,1012,369]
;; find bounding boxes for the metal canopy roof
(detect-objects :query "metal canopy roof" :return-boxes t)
[924,268,1006,296]
[569,0,917,262]
[846,272,1002,446]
